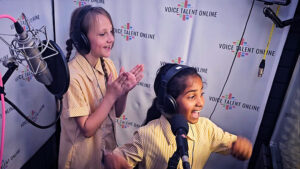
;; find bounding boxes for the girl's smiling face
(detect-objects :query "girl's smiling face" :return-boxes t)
[176,75,204,124]
[87,14,114,58]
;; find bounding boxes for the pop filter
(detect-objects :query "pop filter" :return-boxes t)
[40,40,69,98]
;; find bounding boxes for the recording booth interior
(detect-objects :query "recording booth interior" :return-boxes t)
[0,0,299,169]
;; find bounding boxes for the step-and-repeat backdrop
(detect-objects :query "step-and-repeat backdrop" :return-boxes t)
[0,1,56,169]
[0,0,298,169]
[54,0,298,168]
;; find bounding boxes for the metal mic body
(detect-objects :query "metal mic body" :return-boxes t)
[17,30,53,85]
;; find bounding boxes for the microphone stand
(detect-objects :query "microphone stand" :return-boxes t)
[263,7,300,28]
[0,58,62,129]
[167,150,180,169]
[2,61,18,85]
[167,149,191,169]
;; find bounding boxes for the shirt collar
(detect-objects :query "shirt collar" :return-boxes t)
[160,115,195,146]
[75,54,104,81]
[160,115,176,145]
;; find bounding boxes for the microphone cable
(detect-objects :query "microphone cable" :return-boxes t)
[0,14,17,22]
[209,0,256,119]
[3,96,62,129]
[0,72,6,168]
[258,5,280,77]
[0,15,16,168]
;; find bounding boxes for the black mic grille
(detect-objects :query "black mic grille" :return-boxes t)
[169,114,189,135]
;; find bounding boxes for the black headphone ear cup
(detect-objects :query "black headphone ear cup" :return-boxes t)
[70,5,92,55]
[71,32,90,55]
[164,94,177,114]
[158,64,189,116]
[79,32,90,54]
[70,31,91,55]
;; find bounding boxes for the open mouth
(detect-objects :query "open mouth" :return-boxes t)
[192,110,201,118]
[104,46,111,50]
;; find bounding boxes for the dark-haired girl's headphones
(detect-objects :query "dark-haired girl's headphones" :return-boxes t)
[157,64,189,115]
[70,5,93,55]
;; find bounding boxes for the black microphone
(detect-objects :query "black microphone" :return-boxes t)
[14,21,53,85]
[169,114,191,169]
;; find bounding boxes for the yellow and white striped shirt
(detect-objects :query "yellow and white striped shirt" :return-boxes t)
[114,115,237,169]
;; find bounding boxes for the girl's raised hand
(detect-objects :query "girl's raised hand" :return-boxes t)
[129,64,144,83]
[103,150,132,169]
[118,65,144,94]
[105,73,128,100]
[121,72,137,93]
[231,136,253,161]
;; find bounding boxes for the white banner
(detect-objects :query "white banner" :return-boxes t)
[0,0,56,169]
[54,0,298,169]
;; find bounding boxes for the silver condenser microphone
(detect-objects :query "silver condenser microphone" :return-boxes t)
[1,13,69,97]
[14,21,53,85]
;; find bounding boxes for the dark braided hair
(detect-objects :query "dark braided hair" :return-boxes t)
[143,63,202,125]
[65,5,82,62]
[100,57,109,83]
[65,39,73,62]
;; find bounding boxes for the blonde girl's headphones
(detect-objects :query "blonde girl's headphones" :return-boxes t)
[70,5,93,55]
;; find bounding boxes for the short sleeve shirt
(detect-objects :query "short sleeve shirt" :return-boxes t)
[59,54,118,169]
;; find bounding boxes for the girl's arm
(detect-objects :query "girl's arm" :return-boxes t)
[115,64,144,117]
[103,151,132,169]
[231,136,253,161]
[77,64,144,137]
[76,73,127,137]
[104,130,144,169]
[115,92,128,117]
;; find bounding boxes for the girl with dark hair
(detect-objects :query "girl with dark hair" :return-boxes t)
[104,63,252,169]
[143,63,203,125]
[59,5,144,169]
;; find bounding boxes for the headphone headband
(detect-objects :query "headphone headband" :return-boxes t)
[158,64,190,104]
[71,5,93,55]
[73,5,92,35]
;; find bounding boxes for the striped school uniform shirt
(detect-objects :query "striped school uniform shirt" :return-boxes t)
[114,115,237,169]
